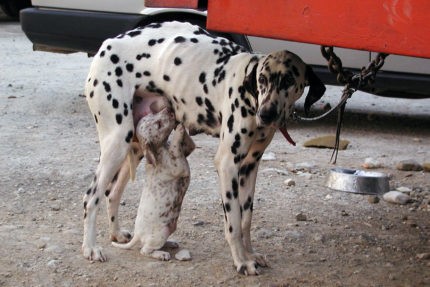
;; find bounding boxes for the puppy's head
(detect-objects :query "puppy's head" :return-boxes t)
[136,107,176,165]
[244,50,325,127]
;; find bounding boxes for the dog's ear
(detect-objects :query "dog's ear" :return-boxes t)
[243,63,258,99]
[304,65,326,116]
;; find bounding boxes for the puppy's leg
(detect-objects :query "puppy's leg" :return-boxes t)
[215,127,258,275]
[239,128,275,268]
[141,229,171,261]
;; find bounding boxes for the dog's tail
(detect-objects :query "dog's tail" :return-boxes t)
[112,235,140,250]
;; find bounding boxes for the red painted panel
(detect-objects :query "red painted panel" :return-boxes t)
[207,0,430,58]
[145,0,198,8]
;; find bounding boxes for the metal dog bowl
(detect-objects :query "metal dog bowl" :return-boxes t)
[325,168,389,194]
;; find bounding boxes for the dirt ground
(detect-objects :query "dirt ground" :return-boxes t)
[1,17,429,287]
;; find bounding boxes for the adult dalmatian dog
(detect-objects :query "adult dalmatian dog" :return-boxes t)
[82,21,325,275]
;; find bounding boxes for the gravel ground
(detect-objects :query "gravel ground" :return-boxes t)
[1,17,429,287]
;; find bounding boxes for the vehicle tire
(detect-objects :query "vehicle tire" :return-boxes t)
[0,0,31,19]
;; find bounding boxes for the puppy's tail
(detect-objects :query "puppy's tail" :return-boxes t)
[112,236,140,250]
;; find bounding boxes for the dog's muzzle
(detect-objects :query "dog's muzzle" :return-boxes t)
[257,104,278,126]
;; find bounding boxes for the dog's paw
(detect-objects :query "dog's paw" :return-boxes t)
[236,260,260,276]
[247,252,269,268]
[110,230,132,243]
[82,245,107,262]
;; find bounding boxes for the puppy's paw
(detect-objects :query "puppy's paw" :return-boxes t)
[144,250,171,261]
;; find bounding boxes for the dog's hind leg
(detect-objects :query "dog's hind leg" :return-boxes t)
[82,80,136,260]
[82,128,133,261]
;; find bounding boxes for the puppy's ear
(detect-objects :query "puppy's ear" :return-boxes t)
[304,65,326,115]
[243,63,258,99]
[143,143,157,166]
[182,131,195,158]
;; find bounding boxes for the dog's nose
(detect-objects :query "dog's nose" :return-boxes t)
[258,104,278,125]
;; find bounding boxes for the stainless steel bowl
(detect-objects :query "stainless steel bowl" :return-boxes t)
[325,168,390,194]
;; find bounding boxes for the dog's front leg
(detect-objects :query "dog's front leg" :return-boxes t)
[215,131,259,275]
[239,128,275,268]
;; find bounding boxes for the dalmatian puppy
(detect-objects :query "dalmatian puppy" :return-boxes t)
[112,107,194,260]
[82,21,325,275]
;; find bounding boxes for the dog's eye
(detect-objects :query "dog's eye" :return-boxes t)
[280,74,294,87]
[258,75,267,86]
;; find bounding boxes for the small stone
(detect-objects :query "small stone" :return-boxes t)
[47,259,60,268]
[284,178,296,186]
[416,253,430,260]
[423,162,430,172]
[294,162,317,172]
[261,152,276,161]
[362,157,382,169]
[192,220,205,226]
[303,135,349,150]
[395,186,412,194]
[388,273,396,281]
[284,230,303,241]
[313,233,325,243]
[175,249,191,261]
[383,191,412,205]
[260,168,289,175]
[51,205,61,211]
[396,159,423,171]
[44,244,65,254]
[298,172,312,180]
[295,212,307,221]
[255,228,274,239]
[36,241,47,249]
[368,196,380,204]
[341,210,349,216]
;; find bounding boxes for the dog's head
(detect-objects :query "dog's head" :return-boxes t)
[244,50,326,128]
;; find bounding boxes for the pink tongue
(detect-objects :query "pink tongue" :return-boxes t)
[279,127,296,146]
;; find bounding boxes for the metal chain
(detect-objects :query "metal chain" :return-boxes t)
[321,46,388,90]
[296,46,388,164]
